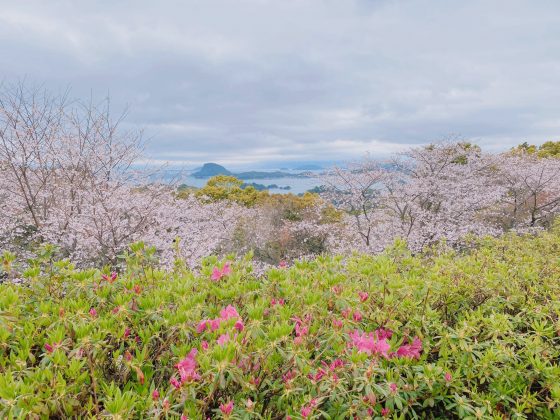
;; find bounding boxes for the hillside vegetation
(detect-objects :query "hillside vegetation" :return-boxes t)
[1,224,559,418]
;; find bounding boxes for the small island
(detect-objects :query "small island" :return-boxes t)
[192,162,311,180]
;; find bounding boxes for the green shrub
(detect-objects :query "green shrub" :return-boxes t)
[1,225,560,418]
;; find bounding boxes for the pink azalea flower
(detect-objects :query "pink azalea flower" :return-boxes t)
[152,389,160,401]
[222,262,232,276]
[211,262,232,281]
[341,307,351,318]
[381,407,390,417]
[353,310,363,322]
[278,260,288,268]
[358,291,369,302]
[445,372,452,382]
[389,383,397,393]
[209,318,221,331]
[201,340,209,350]
[329,359,345,370]
[211,267,222,281]
[309,368,326,382]
[44,343,54,353]
[219,400,234,415]
[294,318,309,337]
[234,320,244,332]
[175,348,201,383]
[197,320,208,333]
[376,328,393,340]
[331,285,342,295]
[181,415,188,420]
[217,333,230,346]
[396,337,422,359]
[283,370,297,383]
[89,307,98,318]
[332,318,343,329]
[220,305,240,320]
[170,377,181,389]
[349,330,391,357]
[271,298,286,306]
[102,271,118,283]
[301,406,312,418]
[124,327,131,338]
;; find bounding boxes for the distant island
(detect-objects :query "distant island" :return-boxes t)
[293,164,323,170]
[242,182,291,191]
[192,163,312,180]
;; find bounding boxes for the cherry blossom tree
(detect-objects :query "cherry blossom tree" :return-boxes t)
[495,152,560,230]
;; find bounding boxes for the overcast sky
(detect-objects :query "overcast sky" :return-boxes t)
[1,0,559,167]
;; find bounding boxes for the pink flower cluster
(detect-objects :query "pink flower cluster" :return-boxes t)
[271,298,285,306]
[211,262,232,281]
[292,315,311,345]
[301,399,318,418]
[196,305,244,334]
[101,271,118,283]
[170,348,200,389]
[349,329,423,360]
[308,358,345,382]
[220,400,234,416]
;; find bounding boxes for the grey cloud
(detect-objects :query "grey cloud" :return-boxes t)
[1,0,559,165]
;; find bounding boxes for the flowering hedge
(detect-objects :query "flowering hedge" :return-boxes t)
[1,225,560,418]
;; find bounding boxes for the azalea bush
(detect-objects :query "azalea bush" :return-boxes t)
[1,223,560,419]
